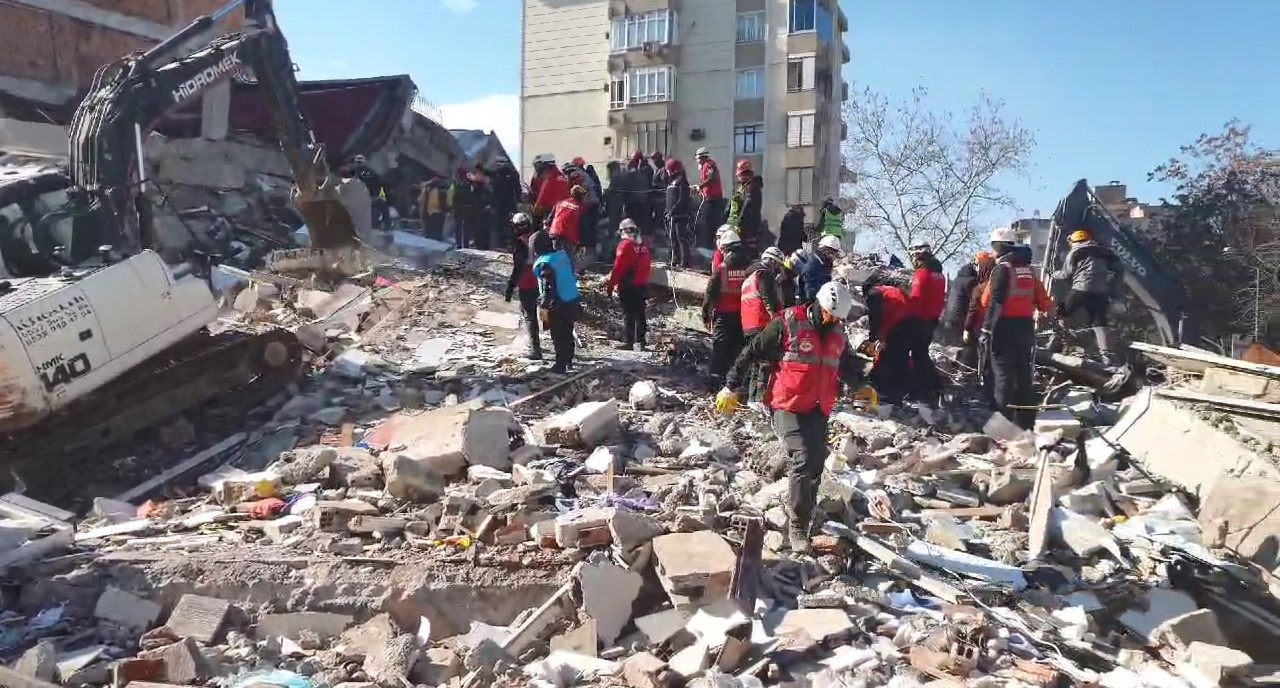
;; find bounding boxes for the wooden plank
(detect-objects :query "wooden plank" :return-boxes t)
[1026,449,1055,560]
[0,493,74,524]
[164,594,231,644]
[852,535,963,604]
[116,433,247,502]
[919,506,1004,520]
[1131,342,1280,380]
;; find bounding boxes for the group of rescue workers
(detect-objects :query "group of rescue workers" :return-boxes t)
[499,148,1125,554]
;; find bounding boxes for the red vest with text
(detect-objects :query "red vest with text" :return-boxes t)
[740,270,771,332]
[716,266,749,313]
[768,306,847,415]
[981,263,1045,319]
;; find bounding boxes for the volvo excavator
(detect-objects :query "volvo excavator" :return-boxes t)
[0,0,370,498]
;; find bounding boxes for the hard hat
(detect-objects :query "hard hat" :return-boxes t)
[353,154,366,164]
[989,226,1017,243]
[716,227,742,248]
[816,281,855,320]
[664,158,684,174]
[572,156,586,167]
[761,246,786,265]
[975,250,994,267]
[735,159,753,176]
[696,147,710,158]
[570,185,587,198]
[1069,229,1092,243]
[619,218,638,234]
[512,212,532,227]
[818,235,844,253]
[908,242,932,254]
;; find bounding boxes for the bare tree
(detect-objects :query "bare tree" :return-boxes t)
[841,86,1034,263]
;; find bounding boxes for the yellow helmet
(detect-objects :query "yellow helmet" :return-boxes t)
[1069,229,1092,243]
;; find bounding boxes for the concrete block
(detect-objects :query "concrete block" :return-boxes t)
[579,562,643,646]
[1152,609,1227,652]
[555,507,614,548]
[1180,641,1253,685]
[1199,476,1280,569]
[608,510,665,551]
[629,380,659,410]
[257,612,354,641]
[634,608,691,646]
[339,613,401,659]
[363,634,419,687]
[381,452,445,502]
[386,401,514,474]
[774,609,855,648]
[311,500,379,533]
[412,646,460,685]
[651,532,736,604]
[164,594,231,644]
[537,400,620,449]
[1034,409,1082,439]
[329,448,383,489]
[94,588,161,631]
[1118,589,1199,643]
[13,640,55,682]
[985,467,1033,505]
[263,515,304,543]
[136,637,210,684]
[622,652,669,688]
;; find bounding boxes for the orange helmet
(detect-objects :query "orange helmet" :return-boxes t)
[975,251,994,268]
[735,159,753,178]
[1069,229,1092,243]
[572,156,586,167]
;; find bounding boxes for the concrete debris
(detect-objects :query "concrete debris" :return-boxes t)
[2,195,1276,688]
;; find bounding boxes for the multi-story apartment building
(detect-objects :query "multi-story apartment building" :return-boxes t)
[1010,216,1051,268]
[520,0,849,226]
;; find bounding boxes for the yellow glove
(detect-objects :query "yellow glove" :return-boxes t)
[852,385,879,410]
[715,388,741,415]
[538,307,551,328]
[962,330,972,345]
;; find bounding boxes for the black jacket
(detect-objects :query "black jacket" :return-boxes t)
[751,264,783,317]
[703,246,753,319]
[736,176,764,238]
[778,207,806,255]
[665,174,692,218]
[725,302,864,397]
[944,262,980,330]
[489,165,522,209]
[352,165,383,198]
[507,232,535,297]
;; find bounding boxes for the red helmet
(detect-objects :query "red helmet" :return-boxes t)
[664,158,684,174]
[735,159,754,177]
[572,156,586,167]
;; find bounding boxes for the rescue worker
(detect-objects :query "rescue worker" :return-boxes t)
[488,157,523,234]
[530,155,569,228]
[778,204,807,255]
[864,279,913,402]
[694,147,725,248]
[980,227,1053,430]
[904,242,946,402]
[448,167,474,248]
[703,229,752,386]
[799,235,844,305]
[944,252,991,338]
[1052,229,1125,366]
[726,160,762,255]
[350,155,389,229]
[778,252,802,308]
[664,158,694,267]
[717,281,866,553]
[549,185,587,258]
[818,198,844,240]
[563,160,601,259]
[740,246,789,402]
[417,174,450,240]
[531,229,581,374]
[606,218,653,351]
[711,224,735,273]
[505,213,542,360]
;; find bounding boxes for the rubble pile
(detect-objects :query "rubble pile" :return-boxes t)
[0,248,1277,688]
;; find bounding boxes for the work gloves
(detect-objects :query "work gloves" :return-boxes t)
[715,388,741,415]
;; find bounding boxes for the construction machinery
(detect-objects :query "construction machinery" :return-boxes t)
[0,0,371,497]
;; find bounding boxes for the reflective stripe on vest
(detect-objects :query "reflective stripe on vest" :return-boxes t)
[767,306,847,415]
[740,271,770,331]
[716,267,748,312]
[780,310,844,368]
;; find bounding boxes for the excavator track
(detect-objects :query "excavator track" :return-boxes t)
[0,326,304,501]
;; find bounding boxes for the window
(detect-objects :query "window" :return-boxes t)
[786,55,815,92]
[736,68,764,100]
[787,110,815,147]
[789,0,816,33]
[611,10,675,53]
[734,123,765,155]
[626,121,672,158]
[608,76,626,110]
[736,11,765,43]
[786,167,814,205]
[628,66,674,104]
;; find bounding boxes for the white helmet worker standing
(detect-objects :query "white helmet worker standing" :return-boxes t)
[817,235,844,255]
[989,226,1017,244]
[816,281,855,322]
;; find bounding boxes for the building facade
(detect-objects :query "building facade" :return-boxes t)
[520,0,849,226]
[1010,216,1051,268]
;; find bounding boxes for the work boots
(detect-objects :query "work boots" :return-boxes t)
[1093,326,1122,368]
[786,476,814,555]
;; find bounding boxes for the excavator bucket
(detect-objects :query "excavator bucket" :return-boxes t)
[292,173,373,250]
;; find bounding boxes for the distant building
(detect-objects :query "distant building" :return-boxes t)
[1090,181,1175,240]
[1011,216,1051,268]
[450,129,511,169]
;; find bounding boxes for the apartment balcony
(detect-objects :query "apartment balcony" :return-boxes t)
[735,41,765,68]
[841,81,849,102]
[607,101,678,128]
[785,146,816,168]
[841,41,850,64]
[608,43,681,70]
[787,32,820,55]
[785,89,817,113]
[608,0,678,18]
[837,3,848,32]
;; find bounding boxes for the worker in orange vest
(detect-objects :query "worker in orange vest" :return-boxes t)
[702,229,751,387]
[979,227,1053,430]
[739,246,789,402]
[716,282,866,553]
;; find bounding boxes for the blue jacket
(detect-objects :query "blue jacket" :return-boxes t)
[799,255,832,303]
[534,251,579,304]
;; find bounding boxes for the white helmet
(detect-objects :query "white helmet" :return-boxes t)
[619,218,638,235]
[817,235,844,254]
[511,212,532,227]
[696,147,710,158]
[353,154,367,164]
[989,226,1017,243]
[908,242,932,255]
[816,281,855,320]
[760,246,786,266]
[716,227,742,248]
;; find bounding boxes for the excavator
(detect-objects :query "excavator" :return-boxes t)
[0,0,369,498]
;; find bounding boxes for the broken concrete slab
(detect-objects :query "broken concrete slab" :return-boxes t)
[94,588,161,632]
[634,608,691,646]
[537,400,620,449]
[1152,608,1228,653]
[774,608,855,647]
[651,531,736,604]
[136,637,210,684]
[364,634,420,687]
[163,594,231,644]
[1117,589,1200,643]
[257,612,354,640]
[13,640,56,682]
[1198,476,1280,571]
[1179,641,1253,686]
[1034,409,1082,440]
[578,562,643,647]
[622,651,669,688]
[386,401,515,475]
[472,309,522,330]
[608,510,665,551]
[381,452,445,501]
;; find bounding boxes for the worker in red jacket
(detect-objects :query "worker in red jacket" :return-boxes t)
[702,230,752,387]
[694,147,725,248]
[549,185,587,257]
[531,154,570,227]
[505,212,543,360]
[864,281,913,403]
[904,242,947,402]
[606,218,653,351]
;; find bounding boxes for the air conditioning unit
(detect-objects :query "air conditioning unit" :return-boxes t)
[689,128,706,141]
[642,41,656,54]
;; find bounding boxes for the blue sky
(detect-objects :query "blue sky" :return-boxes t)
[273,0,1279,218]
